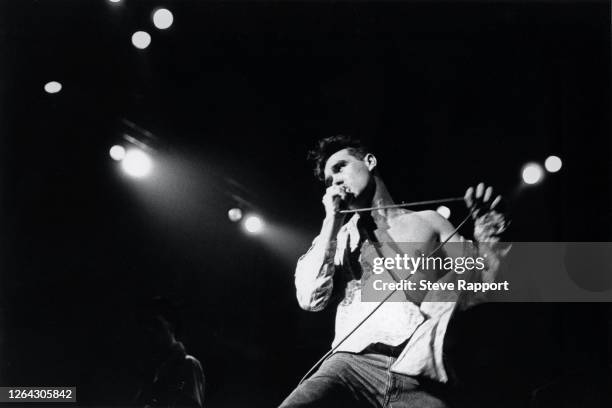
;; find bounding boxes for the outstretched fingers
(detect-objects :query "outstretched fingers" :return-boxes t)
[465,182,504,219]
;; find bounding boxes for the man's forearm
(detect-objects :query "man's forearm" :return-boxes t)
[476,241,511,283]
[474,210,511,282]
[294,216,344,311]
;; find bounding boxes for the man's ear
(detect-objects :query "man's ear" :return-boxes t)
[364,153,377,171]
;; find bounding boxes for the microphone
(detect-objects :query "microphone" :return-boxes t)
[332,196,344,214]
[333,186,350,210]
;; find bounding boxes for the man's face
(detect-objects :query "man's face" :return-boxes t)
[323,148,374,202]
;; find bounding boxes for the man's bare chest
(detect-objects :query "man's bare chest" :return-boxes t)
[378,213,439,244]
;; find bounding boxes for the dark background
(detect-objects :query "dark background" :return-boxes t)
[1,0,611,407]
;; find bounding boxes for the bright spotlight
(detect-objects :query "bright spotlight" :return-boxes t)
[544,155,562,173]
[228,208,243,222]
[109,145,126,161]
[522,163,544,185]
[121,149,152,178]
[244,215,264,234]
[131,31,151,49]
[153,8,174,29]
[44,81,62,94]
[436,205,451,219]
[108,0,122,3]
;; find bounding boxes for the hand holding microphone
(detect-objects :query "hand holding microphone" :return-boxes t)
[322,185,350,219]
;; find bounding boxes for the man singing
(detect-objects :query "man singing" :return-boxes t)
[280,135,509,408]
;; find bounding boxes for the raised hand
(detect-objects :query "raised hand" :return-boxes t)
[464,182,508,242]
[464,182,501,219]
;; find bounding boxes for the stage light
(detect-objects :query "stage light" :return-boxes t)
[544,155,562,173]
[522,163,544,185]
[244,215,264,234]
[436,205,451,219]
[153,8,173,29]
[44,81,62,94]
[121,148,152,178]
[228,208,243,222]
[131,31,151,49]
[109,145,126,161]
[108,0,122,3]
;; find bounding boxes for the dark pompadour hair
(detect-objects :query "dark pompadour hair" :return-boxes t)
[307,135,369,181]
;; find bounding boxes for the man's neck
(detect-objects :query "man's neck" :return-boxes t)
[355,176,403,225]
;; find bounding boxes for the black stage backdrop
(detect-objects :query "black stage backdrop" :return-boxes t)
[1,1,611,407]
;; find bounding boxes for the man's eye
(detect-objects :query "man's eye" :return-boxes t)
[333,162,346,173]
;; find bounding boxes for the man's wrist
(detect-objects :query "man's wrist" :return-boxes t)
[474,211,508,242]
[323,214,345,228]
[318,215,344,251]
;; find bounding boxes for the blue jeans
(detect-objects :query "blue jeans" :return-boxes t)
[280,351,449,408]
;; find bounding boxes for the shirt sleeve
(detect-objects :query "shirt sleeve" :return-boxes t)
[294,235,338,311]
[434,234,511,310]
